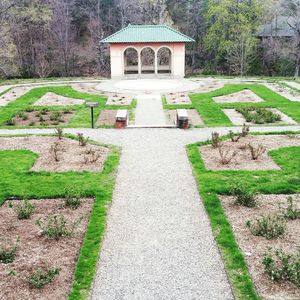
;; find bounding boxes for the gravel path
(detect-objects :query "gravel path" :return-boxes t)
[1,125,299,299]
[90,130,233,300]
[134,94,166,126]
[285,81,300,91]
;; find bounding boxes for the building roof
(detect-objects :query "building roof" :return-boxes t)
[100,24,195,43]
[257,16,296,38]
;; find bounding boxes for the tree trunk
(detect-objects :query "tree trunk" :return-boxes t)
[294,51,300,78]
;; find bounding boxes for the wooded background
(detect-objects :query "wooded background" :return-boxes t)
[0,0,299,79]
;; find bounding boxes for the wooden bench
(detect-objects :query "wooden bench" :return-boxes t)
[176,109,189,129]
[115,109,128,129]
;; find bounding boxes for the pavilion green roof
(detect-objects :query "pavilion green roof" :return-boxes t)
[100,24,195,43]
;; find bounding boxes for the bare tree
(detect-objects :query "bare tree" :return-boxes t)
[281,0,300,77]
[50,0,73,76]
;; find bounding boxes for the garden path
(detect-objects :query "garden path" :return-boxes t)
[285,81,300,91]
[134,94,166,126]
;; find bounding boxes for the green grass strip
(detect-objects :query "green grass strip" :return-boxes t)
[68,147,120,300]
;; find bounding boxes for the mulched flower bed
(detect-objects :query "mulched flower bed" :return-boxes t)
[6,109,75,126]
[0,198,94,300]
[220,194,300,300]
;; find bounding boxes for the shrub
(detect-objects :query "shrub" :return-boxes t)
[27,266,61,289]
[236,107,281,124]
[0,238,19,264]
[14,199,35,220]
[6,118,15,126]
[263,248,300,287]
[63,109,71,114]
[247,213,287,239]
[25,108,34,113]
[211,132,221,148]
[248,143,266,160]
[50,112,62,122]
[29,121,35,126]
[50,142,63,162]
[281,196,300,220]
[230,182,257,207]
[82,148,101,164]
[62,188,81,209]
[35,214,82,239]
[229,130,241,142]
[218,146,237,165]
[241,123,250,137]
[288,177,300,185]
[77,133,89,147]
[54,128,63,140]
[41,108,49,115]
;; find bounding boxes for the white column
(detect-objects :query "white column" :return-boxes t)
[138,51,142,77]
[154,50,158,76]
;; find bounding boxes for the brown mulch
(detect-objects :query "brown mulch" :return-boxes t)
[0,198,94,300]
[220,194,300,300]
[0,136,109,172]
[10,111,75,127]
[96,110,117,126]
[199,134,300,171]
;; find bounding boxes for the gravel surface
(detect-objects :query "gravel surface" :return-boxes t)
[0,86,33,106]
[135,94,166,126]
[265,83,300,102]
[285,81,300,91]
[95,79,200,94]
[90,129,233,300]
[213,89,264,103]
[0,126,299,299]
[33,92,85,106]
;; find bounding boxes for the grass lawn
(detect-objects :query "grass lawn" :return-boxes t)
[0,86,136,128]
[164,84,300,127]
[187,132,300,299]
[0,135,120,299]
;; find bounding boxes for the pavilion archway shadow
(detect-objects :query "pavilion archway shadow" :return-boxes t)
[157,47,172,75]
[124,48,139,75]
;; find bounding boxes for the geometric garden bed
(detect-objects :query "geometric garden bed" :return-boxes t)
[7,109,75,127]
[199,134,300,171]
[222,108,297,126]
[0,197,93,299]
[220,194,300,300]
[0,136,109,173]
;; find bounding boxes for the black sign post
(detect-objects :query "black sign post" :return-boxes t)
[85,102,100,129]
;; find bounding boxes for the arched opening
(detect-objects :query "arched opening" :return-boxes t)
[141,47,155,74]
[157,47,172,74]
[124,48,139,75]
